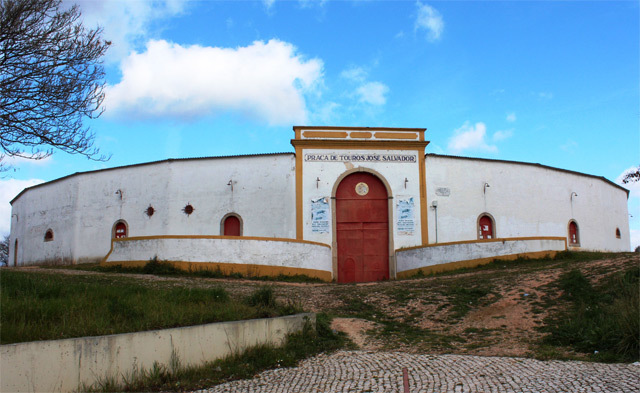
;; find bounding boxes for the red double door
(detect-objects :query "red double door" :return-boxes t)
[336,173,389,283]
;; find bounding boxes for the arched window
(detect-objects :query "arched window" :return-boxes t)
[221,214,242,236]
[477,214,495,240]
[568,220,579,245]
[44,229,54,242]
[113,221,128,239]
[615,228,621,239]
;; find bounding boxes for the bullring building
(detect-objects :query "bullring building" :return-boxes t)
[8,126,630,282]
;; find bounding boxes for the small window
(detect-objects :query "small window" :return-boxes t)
[221,214,242,236]
[113,221,128,239]
[568,220,579,245]
[44,229,54,242]
[13,239,18,267]
[616,228,621,239]
[477,214,495,240]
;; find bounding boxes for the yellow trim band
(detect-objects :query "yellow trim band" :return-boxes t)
[374,132,419,140]
[303,131,349,139]
[349,131,373,139]
[102,260,332,282]
[419,151,428,245]
[292,139,429,150]
[294,126,426,133]
[295,145,304,240]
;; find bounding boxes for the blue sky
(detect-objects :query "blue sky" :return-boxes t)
[2,0,639,248]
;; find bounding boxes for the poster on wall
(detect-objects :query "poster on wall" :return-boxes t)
[396,196,415,235]
[311,197,330,233]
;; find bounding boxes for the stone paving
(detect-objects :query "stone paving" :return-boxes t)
[197,350,640,393]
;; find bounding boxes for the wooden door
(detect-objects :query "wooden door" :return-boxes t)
[115,222,127,238]
[224,216,241,236]
[569,221,578,244]
[479,215,493,239]
[336,173,389,283]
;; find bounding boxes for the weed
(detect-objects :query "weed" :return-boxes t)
[440,285,493,320]
[540,267,639,362]
[246,286,277,308]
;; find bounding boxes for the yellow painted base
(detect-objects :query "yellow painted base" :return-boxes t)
[101,260,333,282]
[396,250,560,278]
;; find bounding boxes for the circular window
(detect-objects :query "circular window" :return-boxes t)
[355,182,369,196]
[145,206,155,217]
[183,204,194,215]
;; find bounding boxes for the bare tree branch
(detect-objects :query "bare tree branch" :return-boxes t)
[622,166,639,184]
[0,0,111,167]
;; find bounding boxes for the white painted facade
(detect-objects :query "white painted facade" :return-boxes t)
[396,237,567,277]
[8,126,630,279]
[105,236,332,279]
[10,154,296,265]
[424,154,630,251]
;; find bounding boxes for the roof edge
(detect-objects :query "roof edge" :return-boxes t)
[10,152,295,205]
[426,153,630,196]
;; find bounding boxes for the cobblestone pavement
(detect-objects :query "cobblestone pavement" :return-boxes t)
[197,350,639,393]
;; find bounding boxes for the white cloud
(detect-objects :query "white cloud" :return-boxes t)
[506,112,516,122]
[263,0,276,9]
[341,66,367,83]
[493,129,513,141]
[356,82,389,106]
[0,179,45,236]
[339,66,389,107]
[105,39,324,125]
[415,2,444,42]
[616,166,640,198]
[71,0,189,63]
[448,122,498,154]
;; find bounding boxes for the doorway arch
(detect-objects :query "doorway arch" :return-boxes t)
[335,172,389,283]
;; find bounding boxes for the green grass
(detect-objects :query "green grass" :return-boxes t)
[82,314,347,392]
[438,284,495,320]
[540,266,639,362]
[0,271,299,344]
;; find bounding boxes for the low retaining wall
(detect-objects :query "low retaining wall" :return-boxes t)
[1,313,315,393]
[396,237,567,277]
[103,236,333,281]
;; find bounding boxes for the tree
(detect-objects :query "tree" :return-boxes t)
[0,0,110,166]
[622,166,639,184]
[0,235,8,265]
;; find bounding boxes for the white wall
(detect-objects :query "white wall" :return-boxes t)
[1,313,314,393]
[397,237,567,275]
[9,151,630,267]
[10,154,296,266]
[425,155,630,251]
[105,236,332,279]
[9,177,79,266]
